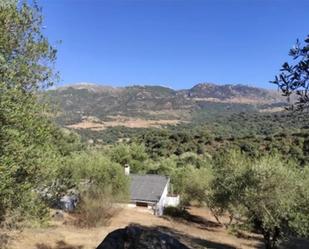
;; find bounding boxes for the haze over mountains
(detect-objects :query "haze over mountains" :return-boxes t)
[45,82,285,130]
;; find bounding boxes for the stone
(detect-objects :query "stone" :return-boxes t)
[59,194,78,212]
[96,225,189,249]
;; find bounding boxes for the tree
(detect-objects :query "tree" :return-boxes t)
[0,0,59,225]
[109,143,150,173]
[210,151,309,249]
[243,156,307,249]
[57,150,129,228]
[172,165,213,206]
[61,150,129,196]
[272,35,309,111]
[209,150,252,226]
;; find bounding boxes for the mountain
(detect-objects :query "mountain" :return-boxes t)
[44,82,286,131]
[183,83,281,103]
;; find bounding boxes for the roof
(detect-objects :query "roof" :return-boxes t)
[130,174,169,203]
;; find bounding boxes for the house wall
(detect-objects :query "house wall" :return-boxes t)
[164,195,180,207]
[155,179,169,216]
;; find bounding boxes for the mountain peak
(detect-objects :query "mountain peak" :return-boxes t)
[182,82,283,103]
[56,83,120,93]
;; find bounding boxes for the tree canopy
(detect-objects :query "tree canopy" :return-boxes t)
[0,0,59,225]
[272,35,309,111]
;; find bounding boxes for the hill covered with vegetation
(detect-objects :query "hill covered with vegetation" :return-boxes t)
[44,82,285,127]
[43,82,308,145]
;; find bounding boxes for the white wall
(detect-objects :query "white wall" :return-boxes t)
[164,195,180,207]
[155,179,169,216]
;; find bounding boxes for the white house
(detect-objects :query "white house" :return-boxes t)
[125,165,179,216]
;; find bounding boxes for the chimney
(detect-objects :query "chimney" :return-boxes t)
[124,164,130,176]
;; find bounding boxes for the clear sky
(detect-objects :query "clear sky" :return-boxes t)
[40,0,309,89]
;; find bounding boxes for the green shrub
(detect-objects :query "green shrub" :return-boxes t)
[60,150,129,197]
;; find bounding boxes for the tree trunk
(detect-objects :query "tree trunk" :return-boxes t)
[263,228,280,249]
[209,207,222,225]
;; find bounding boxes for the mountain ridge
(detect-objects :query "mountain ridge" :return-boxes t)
[45,82,286,130]
[56,82,279,93]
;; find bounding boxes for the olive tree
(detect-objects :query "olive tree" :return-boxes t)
[272,35,309,111]
[209,150,252,226]
[243,156,305,249]
[0,0,59,225]
[109,143,150,173]
[210,151,309,249]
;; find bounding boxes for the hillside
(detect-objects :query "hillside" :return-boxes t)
[45,82,285,130]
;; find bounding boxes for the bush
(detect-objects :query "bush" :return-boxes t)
[56,150,129,228]
[163,206,190,219]
[73,188,120,228]
[59,150,129,197]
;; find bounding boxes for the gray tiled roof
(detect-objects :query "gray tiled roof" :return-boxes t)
[130,174,169,203]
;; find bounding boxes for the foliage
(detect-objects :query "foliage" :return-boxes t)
[209,151,309,249]
[73,187,120,228]
[290,166,309,237]
[69,109,309,167]
[209,150,251,222]
[137,129,212,158]
[54,150,129,228]
[51,128,84,156]
[0,0,59,226]
[60,150,129,197]
[243,156,304,249]
[109,143,150,173]
[272,34,309,110]
[170,162,213,206]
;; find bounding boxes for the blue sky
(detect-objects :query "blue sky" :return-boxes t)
[40,0,309,89]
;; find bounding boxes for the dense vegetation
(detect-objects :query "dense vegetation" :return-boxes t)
[75,110,309,167]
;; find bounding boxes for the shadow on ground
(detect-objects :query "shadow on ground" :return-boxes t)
[35,240,83,249]
[130,223,237,249]
[279,238,309,249]
[163,208,221,231]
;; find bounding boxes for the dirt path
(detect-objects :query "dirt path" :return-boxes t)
[8,207,263,249]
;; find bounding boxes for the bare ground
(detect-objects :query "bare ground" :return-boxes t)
[7,206,265,249]
[66,117,181,131]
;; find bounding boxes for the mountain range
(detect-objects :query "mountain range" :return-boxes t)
[45,82,286,131]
